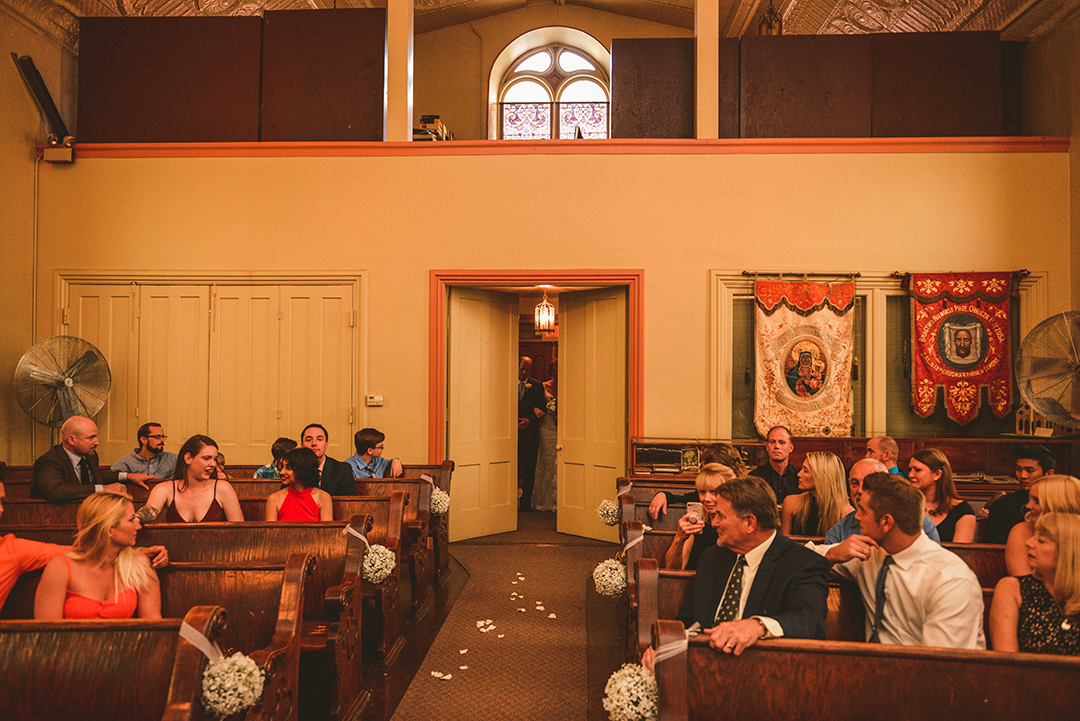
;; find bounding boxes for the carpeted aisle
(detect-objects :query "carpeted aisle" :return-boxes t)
[389,513,616,721]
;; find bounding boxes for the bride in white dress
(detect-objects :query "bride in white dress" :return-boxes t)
[532,368,558,512]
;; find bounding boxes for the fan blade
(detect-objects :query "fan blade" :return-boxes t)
[19,361,67,388]
[63,350,102,382]
[57,386,87,420]
[1017,355,1079,380]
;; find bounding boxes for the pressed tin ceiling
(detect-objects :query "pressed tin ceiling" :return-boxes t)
[3,0,1077,54]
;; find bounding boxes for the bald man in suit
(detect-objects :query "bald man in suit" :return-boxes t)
[31,415,151,502]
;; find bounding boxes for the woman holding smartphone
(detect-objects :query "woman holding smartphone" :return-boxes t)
[664,463,736,570]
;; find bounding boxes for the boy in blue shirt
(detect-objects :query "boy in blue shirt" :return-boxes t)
[346,428,403,478]
[255,437,298,480]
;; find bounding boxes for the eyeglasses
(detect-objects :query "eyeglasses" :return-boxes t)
[147,434,167,440]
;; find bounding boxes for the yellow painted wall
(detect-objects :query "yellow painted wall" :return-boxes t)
[14,148,1067,466]
[1020,14,1080,310]
[1,8,1075,467]
[1,8,76,463]
[414,6,691,140]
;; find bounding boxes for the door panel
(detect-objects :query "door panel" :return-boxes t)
[279,286,355,458]
[558,287,626,542]
[210,286,282,464]
[66,284,140,462]
[138,286,211,447]
[447,287,518,541]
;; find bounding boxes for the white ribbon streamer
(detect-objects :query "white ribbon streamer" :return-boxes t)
[421,474,435,487]
[616,482,633,497]
[342,524,371,551]
[651,629,689,665]
[179,620,223,663]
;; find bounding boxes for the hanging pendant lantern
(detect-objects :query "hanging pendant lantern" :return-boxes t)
[534,291,555,332]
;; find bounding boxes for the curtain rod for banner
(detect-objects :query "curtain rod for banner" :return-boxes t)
[890,270,1030,278]
[742,271,860,278]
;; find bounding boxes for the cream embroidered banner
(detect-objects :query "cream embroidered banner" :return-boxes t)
[754,280,855,437]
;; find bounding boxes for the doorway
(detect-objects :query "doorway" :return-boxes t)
[431,270,644,542]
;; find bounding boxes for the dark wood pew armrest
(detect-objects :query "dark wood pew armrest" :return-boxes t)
[247,553,314,721]
[162,605,229,721]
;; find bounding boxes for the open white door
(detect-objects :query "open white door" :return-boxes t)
[557,287,626,542]
[447,287,518,541]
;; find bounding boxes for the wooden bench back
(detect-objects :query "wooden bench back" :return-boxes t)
[632,559,866,659]
[651,620,1080,721]
[1,476,282,501]
[0,606,224,721]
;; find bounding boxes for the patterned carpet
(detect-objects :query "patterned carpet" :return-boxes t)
[389,512,617,721]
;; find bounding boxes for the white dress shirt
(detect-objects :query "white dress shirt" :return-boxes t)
[818,532,985,649]
[713,530,784,638]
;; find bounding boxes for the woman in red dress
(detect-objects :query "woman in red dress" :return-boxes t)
[266,447,334,521]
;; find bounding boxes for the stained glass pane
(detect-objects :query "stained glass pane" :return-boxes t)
[558,102,608,139]
[518,51,553,73]
[504,79,551,103]
[502,103,553,140]
[558,50,594,73]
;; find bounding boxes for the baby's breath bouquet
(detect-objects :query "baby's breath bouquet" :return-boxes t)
[430,487,451,515]
[596,499,620,526]
[602,663,658,721]
[592,558,627,597]
[202,652,264,718]
[362,544,396,584]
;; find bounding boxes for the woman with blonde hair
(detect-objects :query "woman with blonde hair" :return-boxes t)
[908,448,975,543]
[35,491,161,619]
[664,463,737,570]
[1005,475,1080,576]
[990,512,1080,654]
[781,451,852,536]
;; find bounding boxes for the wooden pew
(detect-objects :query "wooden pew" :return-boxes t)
[4,554,314,721]
[0,474,282,501]
[632,558,866,662]
[650,619,1080,721]
[354,479,433,619]
[400,460,455,587]
[0,605,223,721]
[0,519,375,719]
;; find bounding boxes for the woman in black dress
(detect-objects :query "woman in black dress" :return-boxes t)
[990,512,1080,654]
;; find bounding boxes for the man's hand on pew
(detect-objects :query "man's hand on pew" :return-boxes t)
[102,482,125,494]
[648,492,668,520]
[125,473,152,490]
[641,645,656,671]
[705,618,767,656]
[390,458,403,478]
[825,534,880,564]
[139,545,169,568]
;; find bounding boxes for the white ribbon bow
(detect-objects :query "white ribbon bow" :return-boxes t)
[342,524,371,551]
[651,628,689,665]
[179,621,223,663]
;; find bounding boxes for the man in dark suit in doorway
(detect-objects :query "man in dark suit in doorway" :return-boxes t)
[517,356,547,511]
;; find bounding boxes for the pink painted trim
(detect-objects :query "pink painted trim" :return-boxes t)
[429,270,645,465]
[53,136,1068,160]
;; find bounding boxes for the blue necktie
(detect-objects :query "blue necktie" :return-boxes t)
[869,555,895,643]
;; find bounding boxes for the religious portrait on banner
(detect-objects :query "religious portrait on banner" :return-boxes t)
[754,280,855,437]
[906,272,1017,425]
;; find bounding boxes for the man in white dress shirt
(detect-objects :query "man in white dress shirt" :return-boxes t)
[815,471,985,649]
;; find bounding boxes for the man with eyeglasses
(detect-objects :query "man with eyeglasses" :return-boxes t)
[110,422,179,480]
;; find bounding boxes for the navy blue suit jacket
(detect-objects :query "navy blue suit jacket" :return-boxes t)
[676,532,831,640]
[320,456,358,496]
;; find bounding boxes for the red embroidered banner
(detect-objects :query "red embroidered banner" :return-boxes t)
[755,280,856,437]
[907,272,1017,424]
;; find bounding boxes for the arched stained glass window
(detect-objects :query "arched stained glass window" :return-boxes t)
[499,43,609,140]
